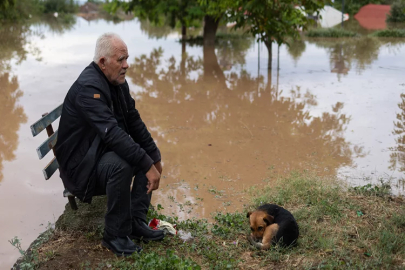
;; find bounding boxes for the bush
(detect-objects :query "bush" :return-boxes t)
[371,28,405,37]
[387,1,405,22]
[305,28,358,38]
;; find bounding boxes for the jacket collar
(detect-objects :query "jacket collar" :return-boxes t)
[91,61,111,85]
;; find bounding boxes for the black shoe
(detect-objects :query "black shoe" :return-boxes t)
[130,218,165,242]
[102,231,142,257]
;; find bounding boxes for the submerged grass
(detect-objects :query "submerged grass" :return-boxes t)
[12,173,405,269]
[305,28,358,38]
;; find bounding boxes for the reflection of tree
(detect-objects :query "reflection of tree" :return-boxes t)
[30,14,77,35]
[127,45,363,177]
[214,34,254,67]
[390,94,405,173]
[287,39,306,66]
[308,37,381,76]
[0,17,75,71]
[139,19,175,39]
[0,73,27,182]
[0,23,31,71]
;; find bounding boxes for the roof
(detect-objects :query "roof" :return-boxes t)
[354,4,391,29]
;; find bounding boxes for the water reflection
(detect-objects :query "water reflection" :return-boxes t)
[0,24,32,71]
[308,37,381,77]
[139,19,174,39]
[390,93,405,175]
[287,39,306,66]
[126,42,364,218]
[0,73,27,182]
[30,15,77,34]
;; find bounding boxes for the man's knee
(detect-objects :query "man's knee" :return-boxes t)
[99,152,134,184]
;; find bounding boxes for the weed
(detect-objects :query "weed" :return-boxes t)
[351,182,391,197]
[108,249,200,269]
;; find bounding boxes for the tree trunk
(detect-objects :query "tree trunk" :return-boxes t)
[203,15,220,47]
[266,68,272,95]
[264,40,272,70]
[181,24,186,40]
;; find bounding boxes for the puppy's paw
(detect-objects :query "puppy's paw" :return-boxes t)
[247,235,263,250]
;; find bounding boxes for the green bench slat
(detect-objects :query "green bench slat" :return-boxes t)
[30,104,63,137]
[43,157,59,180]
[36,130,58,160]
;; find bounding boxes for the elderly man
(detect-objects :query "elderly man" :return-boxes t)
[54,33,164,256]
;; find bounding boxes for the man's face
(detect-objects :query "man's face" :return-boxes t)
[101,38,129,85]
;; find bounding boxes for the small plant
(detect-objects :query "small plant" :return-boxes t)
[208,187,224,196]
[9,237,25,256]
[351,182,391,197]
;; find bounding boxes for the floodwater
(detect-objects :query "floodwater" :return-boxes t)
[0,17,404,268]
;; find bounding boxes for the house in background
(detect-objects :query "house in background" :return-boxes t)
[354,4,391,30]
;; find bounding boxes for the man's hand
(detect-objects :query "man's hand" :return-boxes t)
[154,161,163,175]
[145,165,160,194]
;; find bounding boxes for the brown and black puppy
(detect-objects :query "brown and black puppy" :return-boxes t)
[247,204,299,250]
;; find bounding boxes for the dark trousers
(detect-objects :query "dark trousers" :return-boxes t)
[95,151,151,237]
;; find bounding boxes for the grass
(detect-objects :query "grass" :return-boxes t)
[305,28,358,38]
[11,172,405,269]
[370,29,405,38]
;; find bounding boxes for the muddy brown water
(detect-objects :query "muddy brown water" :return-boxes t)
[0,17,404,268]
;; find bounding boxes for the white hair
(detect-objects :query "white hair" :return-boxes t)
[93,32,123,64]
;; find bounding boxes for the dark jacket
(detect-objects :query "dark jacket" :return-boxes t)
[55,62,160,203]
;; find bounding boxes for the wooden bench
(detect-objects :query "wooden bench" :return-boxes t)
[30,104,78,210]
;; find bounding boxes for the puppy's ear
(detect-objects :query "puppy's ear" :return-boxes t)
[247,211,253,218]
[263,214,274,225]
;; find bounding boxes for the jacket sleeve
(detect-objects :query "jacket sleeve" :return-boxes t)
[75,84,154,173]
[124,87,161,163]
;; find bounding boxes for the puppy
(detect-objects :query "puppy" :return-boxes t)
[247,204,299,250]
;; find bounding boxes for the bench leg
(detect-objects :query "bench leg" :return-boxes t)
[68,196,78,210]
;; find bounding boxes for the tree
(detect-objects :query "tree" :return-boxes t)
[107,0,204,40]
[227,0,326,69]
[387,0,405,23]
[197,0,232,46]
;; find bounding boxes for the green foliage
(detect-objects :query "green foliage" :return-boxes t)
[111,249,201,269]
[351,182,392,197]
[211,212,247,238]
[378,230,405,254]
[387,1,405,22]
[0,0,77,22]
[107,0,204,35]
[227,0,326,46]
[305,28,358,37]
[10,224,55,269]
[332,0,396,16]
[371,28,405,37]
[42,0,77,14]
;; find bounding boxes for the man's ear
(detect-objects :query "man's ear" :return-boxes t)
[247,211,253,218]
[99,57,106,69]
[263,214,274,225]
